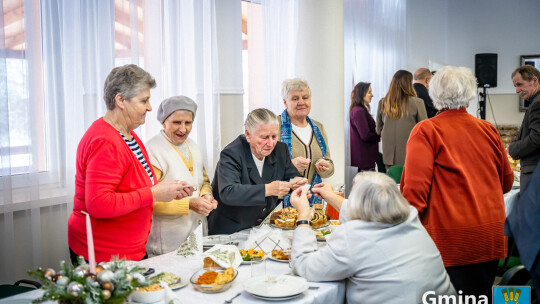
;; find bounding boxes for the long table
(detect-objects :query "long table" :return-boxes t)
[0,235,346,304]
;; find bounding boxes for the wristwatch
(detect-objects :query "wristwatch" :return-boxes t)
[296,220,312,226]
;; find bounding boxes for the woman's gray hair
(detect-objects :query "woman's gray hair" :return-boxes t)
[347,172,410,225]
[244,108,279,133]
[428,65,477,110]
[281,78,312,100]
[103,64,157,110]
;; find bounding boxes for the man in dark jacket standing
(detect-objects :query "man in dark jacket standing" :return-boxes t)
[509,65,540,191]
[413,68,437,118]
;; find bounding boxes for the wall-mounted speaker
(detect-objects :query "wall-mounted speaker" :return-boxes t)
[475,53,497,88]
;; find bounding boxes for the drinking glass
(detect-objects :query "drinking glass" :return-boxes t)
[251,258,266,278]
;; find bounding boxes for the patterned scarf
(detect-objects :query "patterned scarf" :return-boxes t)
[281,110,327,207]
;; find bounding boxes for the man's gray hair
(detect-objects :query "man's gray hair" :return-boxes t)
[281,78,311,100]
[347,172,410,225]
[512,65,540,82]
[103,64,156,110]
[244,108,279,133]
[428,65,476,110]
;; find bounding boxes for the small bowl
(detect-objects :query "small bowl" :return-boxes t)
[190,267,238,293]
[130,284,165,303]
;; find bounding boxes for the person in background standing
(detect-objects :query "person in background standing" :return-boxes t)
[349,82,380,171]
[401,65,513,300]
[278,78,334,206]
[376,70,427,169]
[413,68,437,118]
[508,65,540,191]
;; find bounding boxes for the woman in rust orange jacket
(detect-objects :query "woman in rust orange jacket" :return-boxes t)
[401,65,513,300]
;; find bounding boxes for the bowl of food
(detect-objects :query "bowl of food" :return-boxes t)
[190,267,238,293]
[239,249,265,264]
[130,283,165,303]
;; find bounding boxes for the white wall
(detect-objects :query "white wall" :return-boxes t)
[407,0,540,125]
[297,0,345,186]
[215,0,245,150]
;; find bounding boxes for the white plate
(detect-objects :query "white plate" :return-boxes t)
[241,256,267,265]
[202,235,238,250]
[243,275,308,298]
[169,277,188,290]
[249,292,304,301]
[267,255,289,263]
[151,272,188,290]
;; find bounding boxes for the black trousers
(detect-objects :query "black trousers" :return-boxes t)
[69,247,148,265]
[446,260,498,301]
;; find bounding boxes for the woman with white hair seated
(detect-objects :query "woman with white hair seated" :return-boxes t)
[208,108,308,235]
[289,172,455,304]
[401,65,513,300]
[145,96,217,256]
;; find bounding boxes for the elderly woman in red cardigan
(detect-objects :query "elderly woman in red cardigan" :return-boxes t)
[68,65,193,263]
[401,65,513,300]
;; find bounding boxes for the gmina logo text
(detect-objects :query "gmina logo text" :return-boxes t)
[422,290,488,304]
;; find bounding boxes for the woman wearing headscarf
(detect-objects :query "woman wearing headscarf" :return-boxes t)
[145,96,217,256]
[68,65,193,263]
[376,70,427,169]
[401,65,513,300]
[350,82,380,172]
[279,78,334,206]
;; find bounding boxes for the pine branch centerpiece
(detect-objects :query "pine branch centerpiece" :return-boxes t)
[28,257,150,304]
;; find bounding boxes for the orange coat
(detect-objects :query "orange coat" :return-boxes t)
[401,108,513,267]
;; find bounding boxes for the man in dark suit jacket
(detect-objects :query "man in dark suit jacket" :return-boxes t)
[413,68,437,118]
[208,109,306,235]
[505,163,540,297]
[509,65,540,191]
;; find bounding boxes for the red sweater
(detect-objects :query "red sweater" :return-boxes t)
[401,109,513,267]
[68,118,155,262]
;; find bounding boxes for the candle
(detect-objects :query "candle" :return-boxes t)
[81,211,96,273]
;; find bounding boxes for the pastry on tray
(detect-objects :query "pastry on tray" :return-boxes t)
[270,206,329,228]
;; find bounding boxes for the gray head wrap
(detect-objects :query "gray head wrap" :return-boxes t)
[157,96,198,123]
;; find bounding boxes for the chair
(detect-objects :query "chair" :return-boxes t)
[377,153,386,173]
[498,265,530,286]
[387,165,404,184]
[0,279,41,299]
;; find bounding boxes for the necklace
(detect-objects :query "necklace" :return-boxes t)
[104,116,132,140]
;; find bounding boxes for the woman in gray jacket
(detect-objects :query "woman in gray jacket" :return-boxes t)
[376,70,427,169]
[289,172,456,304]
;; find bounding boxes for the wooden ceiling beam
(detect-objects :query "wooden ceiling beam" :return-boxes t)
[3,6,24,28]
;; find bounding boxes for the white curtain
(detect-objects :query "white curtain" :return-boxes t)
[159,0,221,173]
[344,0,407,189]
[0,0,221,285]
[124,0,221,175]
[0,0,115,284]
[247,0,298,114]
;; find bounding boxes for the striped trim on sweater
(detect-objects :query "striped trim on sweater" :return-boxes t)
[120,132,154,184]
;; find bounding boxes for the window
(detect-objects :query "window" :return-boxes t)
[1,0,145,177]
[113,0,144,67]
[2,0,46,175]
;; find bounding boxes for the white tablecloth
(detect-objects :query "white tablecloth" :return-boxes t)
[0,235,345,304]
[504,188,520,216]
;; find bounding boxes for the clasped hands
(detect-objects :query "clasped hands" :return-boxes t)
[151,180,194,202]
[265,176,309,197]
[292,157,330,173]
[151,181,217,216]
[289,182,336,221]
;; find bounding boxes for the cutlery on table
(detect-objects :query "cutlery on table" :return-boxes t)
[224,292,242,303]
